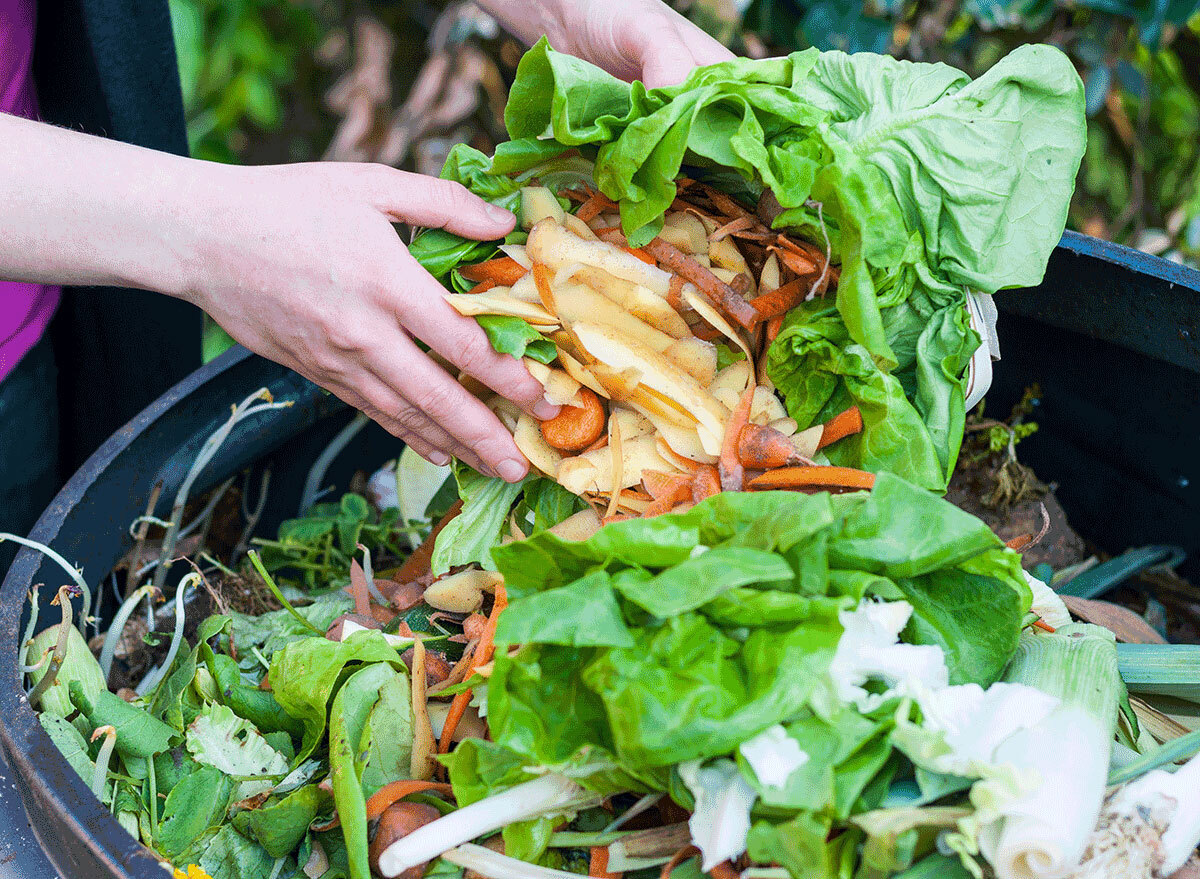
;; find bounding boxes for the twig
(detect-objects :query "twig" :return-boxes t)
[126,481,163,597]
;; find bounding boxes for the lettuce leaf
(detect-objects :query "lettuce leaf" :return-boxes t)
[498,39,1082,490]
[486,475,1028,795]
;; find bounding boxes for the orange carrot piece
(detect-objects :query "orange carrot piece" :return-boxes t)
[1032,619,1057,633]
[691,465,721,502]
[624,246,658,265]
[817,406,864,449]
[747,466,876,492]
[576,191,618,224]
[748,278,807,322]
[766,314,784,344]
[467,280,498,295]
[438,584,508,754]
[642,469,692,501]
[737,423,805,470]
[602,513,635,525]
[366,780,453,821]
[644,237,758,330]
[459,256,528,286]
[313,779,453,830]
[394,500,463,584]
[719,385,756,492]
[591,846,622,879]
[1005,533,1034,551]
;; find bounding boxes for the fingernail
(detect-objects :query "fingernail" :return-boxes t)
[485,203,513,224]
[429,451,450,466]
[496,459,527,483]
[533,397,560,420]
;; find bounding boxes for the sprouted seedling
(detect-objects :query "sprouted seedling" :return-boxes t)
[299,411,370,514]
[18,583,40,669]
[27,584,79,705]
[89,726,117,802]
[232,467,272,563]
[99,584,158,681]
[0,534,93,635]
[152,387,293,593]
[137,572,201,696]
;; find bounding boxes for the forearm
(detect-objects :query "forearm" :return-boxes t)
[0,112,212,295]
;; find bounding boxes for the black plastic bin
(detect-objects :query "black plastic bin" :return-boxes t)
[1,231,1198,878]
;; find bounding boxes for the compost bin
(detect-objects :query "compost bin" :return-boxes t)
[0,231,1197,879]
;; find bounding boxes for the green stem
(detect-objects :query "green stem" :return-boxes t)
[247,551,323,635]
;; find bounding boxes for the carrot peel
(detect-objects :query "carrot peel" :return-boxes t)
[437,584,508,754]
[747,465,876,492]
[719,385,755,492]
[459,256,528,286]
[817,406,863,449]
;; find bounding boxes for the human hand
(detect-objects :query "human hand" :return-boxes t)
[482,0,735,89]
[178,161,559,480]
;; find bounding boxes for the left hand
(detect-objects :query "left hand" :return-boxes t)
[481,0,736,89]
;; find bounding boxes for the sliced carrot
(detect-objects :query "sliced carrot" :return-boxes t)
[719,385,756,492]
[691,465,721,503]
[602,513,636,525]
[643,469,692,501]
[1032,619,1057,633]
[624,246,658,265]
[582,433,610,453]
[817,406,864,449]
[394,500,463,584]
[1005,533,1034,551]
[738,423,805,470]
[438,584,508,754]
[312,779,453,830]
[459,256,528,286]
[467,280,498,295]
[766,314,784,344]
[747,278,807,322]
[590,846,622,879]
[747,465,876,492]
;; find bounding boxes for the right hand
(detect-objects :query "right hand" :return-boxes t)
[177,160,558,481]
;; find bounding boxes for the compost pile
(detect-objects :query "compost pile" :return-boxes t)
[14,39,1200,879]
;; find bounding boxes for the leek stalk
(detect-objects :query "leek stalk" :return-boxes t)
[979,624,1120,879]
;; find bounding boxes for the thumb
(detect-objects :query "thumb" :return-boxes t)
[375,168,516,241]
[636,13,735,89]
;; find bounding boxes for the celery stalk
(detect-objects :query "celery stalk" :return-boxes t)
[979,624,1120,879]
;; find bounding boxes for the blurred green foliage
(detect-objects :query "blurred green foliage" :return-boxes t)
[169,0,320,163]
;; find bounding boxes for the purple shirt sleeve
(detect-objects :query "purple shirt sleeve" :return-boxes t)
[0,0,61,382]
